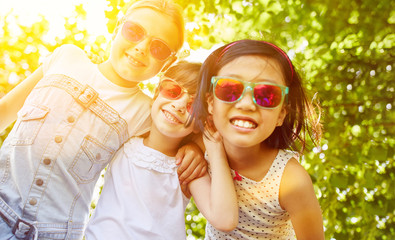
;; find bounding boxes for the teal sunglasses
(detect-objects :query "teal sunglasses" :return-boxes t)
[211,76,289,109]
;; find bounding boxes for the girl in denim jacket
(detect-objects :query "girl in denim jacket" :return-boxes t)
[0,1,205,239]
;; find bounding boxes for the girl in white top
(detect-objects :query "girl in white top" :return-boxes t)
[189,39,325,239]
[85,61,238,239]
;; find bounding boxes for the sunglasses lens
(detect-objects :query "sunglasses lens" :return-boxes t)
[254,85,283,108]
[160,80,193,113]
[122,22,145,42]
[151,40,172,61]
[160,80,182,99]
[214,78,244,102]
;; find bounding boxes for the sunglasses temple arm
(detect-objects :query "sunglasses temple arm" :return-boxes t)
[284,87,289,104]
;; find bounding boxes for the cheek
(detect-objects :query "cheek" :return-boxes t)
[149,60,165,74]
[211,101,229,129]
[150,100,162,116]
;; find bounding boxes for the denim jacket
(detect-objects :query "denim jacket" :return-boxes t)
[0,73,137,239]
[0,43,153,239]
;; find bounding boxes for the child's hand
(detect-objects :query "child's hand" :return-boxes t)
[203,115,227,163]
[175,143,207,186]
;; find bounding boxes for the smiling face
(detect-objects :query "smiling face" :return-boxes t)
[104,8,180,87]
[208,55,288,149]
[150,81,195,141]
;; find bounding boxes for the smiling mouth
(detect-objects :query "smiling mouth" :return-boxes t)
[230,119,257,129]
[126,54,145,67]
[163,110,182,124]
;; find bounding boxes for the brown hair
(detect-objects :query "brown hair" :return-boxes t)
[153,60,201,99]
[162,61,201,95]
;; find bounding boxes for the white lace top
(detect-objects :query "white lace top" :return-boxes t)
[85,137,189,240]
[205,149,297,240]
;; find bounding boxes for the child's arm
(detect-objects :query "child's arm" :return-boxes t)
[280,158,325,240]
[188,132,238,232]
[0,66,43,131]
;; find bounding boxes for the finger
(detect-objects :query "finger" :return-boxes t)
[181,160,206,183]
[177,152,195,179]
[197,165,207,178]
[175,146,186,165]
[183,163,207,183]
[178,159,197,183]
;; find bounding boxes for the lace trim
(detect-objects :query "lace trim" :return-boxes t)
[124,137,177,174]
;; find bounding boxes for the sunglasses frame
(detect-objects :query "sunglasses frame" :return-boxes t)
[211,76,289,109]
[121,21,175,61]
[158,78,193,112]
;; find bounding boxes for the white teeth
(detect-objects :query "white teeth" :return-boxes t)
[163,111,181,123]
[231,119,257,129]
[127,55,143,66]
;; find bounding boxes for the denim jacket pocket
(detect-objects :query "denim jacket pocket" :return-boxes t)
[69,135,114,184]
[10,104,49,146]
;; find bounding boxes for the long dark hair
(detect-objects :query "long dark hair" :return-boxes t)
[189,39,322,153]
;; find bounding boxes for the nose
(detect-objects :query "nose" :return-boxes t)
[134,38,150,56]
[234,87,256,111]
[171,94,190,114]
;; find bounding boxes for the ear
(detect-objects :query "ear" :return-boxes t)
[207,95,214,114]
[276,106,287,126]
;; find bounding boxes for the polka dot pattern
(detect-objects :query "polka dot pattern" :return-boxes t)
[205,150,297,240]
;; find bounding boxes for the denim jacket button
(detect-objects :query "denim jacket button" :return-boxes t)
[36,179,44,186]
[43,158,51,165]
[67,116,75,123]
[54,136,63,143]
[29,198,37,205]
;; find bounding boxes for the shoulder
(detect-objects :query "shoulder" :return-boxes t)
[57,44,91,63]
[56,44,86,55]
[279,157,316,209]
[43,44,91,74]
[281,157,312,191]
[278,156,324,238]
[123,137,143,154]
[112,137,142,163]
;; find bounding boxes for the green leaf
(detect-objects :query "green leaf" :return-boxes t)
[330,173,349,188]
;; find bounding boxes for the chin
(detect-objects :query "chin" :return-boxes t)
[226,139,259,149]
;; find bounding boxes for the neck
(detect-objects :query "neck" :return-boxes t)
[224,141,278,171]
[143,129,183,157]
[98,61,139,88]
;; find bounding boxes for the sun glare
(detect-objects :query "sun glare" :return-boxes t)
[0,0,110,40]
[0,0,215,63]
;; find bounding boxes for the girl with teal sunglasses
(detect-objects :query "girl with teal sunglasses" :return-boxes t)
[188,39,324,239]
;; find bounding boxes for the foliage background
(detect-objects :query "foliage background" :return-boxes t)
[1,0,394,239]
